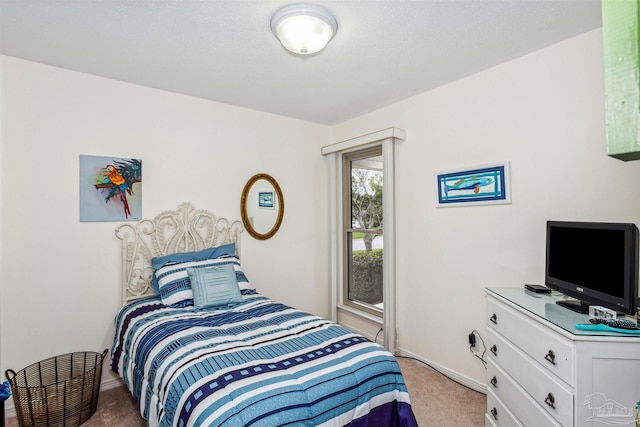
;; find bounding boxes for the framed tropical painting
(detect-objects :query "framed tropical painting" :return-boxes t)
[80,155,142,221]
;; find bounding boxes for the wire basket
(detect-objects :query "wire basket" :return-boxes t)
[5,350,107,427]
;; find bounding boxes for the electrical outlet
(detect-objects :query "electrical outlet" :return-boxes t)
[468,332,476,347]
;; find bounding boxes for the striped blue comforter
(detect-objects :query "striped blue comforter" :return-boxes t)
[111,290,417,427]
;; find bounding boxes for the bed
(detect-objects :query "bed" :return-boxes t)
[110,203,417,426]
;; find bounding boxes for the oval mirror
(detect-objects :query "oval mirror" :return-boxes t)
[240,173,284,240]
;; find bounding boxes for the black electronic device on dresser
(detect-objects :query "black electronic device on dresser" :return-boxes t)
[545,220,639,315]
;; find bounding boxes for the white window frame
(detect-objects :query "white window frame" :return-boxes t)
[342,146,383,317]
[322,127,405,353]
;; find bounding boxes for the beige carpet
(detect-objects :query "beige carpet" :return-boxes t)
[5,356,486,426]
[397,357,486,426]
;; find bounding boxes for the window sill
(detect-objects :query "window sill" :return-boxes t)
[336,304,383,325]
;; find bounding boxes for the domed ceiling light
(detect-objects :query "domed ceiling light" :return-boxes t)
[270,4,338,55]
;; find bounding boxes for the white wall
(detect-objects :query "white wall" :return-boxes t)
[0,56,330,406]
[332,28,640,389]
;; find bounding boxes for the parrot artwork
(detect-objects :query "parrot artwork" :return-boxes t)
[103,164,132,217]
[94,158,142,219]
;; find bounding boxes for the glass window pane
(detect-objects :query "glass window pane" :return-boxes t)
[349,234,383,308]
[345,151,383,312]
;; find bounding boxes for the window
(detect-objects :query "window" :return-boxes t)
[322,126,404,352]
[343,147,383,317]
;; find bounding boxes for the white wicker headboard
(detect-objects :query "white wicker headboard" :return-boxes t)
[115,202,244,305]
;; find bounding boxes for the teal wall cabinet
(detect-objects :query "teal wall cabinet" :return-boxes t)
[603,0,640,161]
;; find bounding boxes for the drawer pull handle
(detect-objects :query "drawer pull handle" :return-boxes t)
[491,407,498,420]
[489,313,497,324]
[544,392,555,409]
[490,376,497,388]
[490,344,498,356]
[544,350,556,365]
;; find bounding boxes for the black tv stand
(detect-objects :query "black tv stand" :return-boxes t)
[556,300,590,314]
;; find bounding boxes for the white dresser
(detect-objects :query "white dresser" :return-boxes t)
[485,288,640,427]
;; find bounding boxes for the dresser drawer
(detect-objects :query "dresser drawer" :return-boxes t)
[487,328,572,426]
[487,296,574,386]
[487,359,561,427]
[486,388,522,427]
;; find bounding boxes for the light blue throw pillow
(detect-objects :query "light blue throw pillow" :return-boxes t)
[187,264,243,309]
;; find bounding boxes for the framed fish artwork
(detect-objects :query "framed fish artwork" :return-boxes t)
[435,161,510,207]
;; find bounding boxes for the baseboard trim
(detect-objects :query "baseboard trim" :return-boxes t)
[100,376,124,391]
[395,347,487,395]
[3,377,125,419]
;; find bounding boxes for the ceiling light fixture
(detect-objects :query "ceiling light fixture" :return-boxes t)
[270,4,338,55]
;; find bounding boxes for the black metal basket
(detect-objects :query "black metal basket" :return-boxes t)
[5,350,107,427]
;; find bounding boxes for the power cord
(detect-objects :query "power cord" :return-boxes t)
[374,327,383,344]
[469,330,487,367]
[379,328,485,394]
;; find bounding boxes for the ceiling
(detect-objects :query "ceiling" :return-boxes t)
[0,0,603,125]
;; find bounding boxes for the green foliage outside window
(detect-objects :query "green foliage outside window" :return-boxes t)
[350,249,383,305]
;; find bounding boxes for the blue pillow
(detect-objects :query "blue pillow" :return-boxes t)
[151,243,235,294]
[187,264,242,309]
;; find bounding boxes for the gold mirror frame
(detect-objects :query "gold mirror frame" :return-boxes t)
[240,173,284,240]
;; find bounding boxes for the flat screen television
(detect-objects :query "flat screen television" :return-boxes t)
[545,220,639,315]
